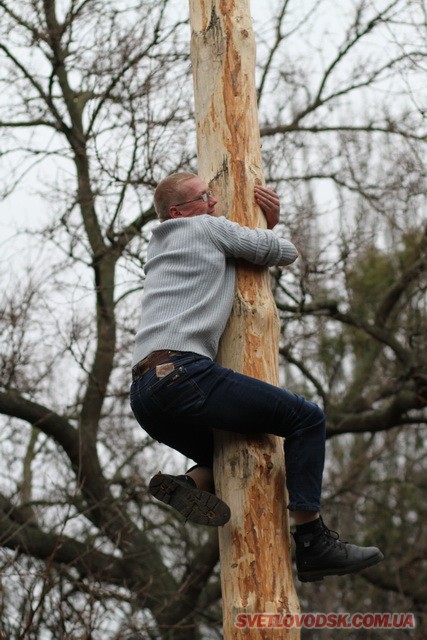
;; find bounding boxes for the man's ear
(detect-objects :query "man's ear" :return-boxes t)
[169,206,181,219]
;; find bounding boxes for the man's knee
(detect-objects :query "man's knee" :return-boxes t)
[308,402,326,430]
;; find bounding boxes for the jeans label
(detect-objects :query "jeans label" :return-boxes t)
[156,363,175,378]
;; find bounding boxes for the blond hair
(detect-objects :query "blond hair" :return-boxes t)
[154,172,197,221]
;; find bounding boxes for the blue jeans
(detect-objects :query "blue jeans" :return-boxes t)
[130,352,326,511]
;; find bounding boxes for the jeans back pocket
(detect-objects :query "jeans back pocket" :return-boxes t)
[148,365,206,413]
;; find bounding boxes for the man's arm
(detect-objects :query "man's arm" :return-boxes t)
[203,200,298,267]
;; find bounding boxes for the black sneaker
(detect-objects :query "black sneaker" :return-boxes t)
[293,517,384,582]
[148,472,231,526]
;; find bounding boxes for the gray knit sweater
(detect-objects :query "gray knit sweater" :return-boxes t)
[132,214,298,365]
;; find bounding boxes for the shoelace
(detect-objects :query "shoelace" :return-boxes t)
[319,515,348,551]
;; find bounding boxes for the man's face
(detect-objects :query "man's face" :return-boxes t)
[169,177,218,219]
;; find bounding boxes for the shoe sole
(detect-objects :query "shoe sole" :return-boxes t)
[298,550,384,582]
[148,473,231,526]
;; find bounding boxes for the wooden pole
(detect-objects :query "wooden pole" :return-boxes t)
[189,1,300,638]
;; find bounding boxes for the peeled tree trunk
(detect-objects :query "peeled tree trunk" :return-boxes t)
[189,1,300,638]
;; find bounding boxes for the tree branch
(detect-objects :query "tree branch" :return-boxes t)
[276,300,414,367]
[0,42,67,132]
[375,227,427,327]
[153,531,220,627]
[327,388,421,437]
[0,390,80,467]
[86,3,174,138]
[280,345,328,403]
[361,562,427,604]
[257,0,291,103]
[0,496,143,592]
[0,119,57,129]
[0,1,47,43]
[260,123,427,142]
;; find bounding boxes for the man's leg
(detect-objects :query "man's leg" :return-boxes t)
[132,354,383,578]
[168,362,384,581]
[294,511,319,525]
[186,465,214,492]
[130,355,230,525]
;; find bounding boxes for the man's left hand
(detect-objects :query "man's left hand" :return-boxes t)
[254,185,280,229]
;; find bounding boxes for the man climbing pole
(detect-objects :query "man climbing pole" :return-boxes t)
[129,171,383,582]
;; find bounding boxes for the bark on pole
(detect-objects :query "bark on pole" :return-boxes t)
[189,1,300,638]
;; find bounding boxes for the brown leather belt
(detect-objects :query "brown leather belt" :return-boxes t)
[132,350,182,381]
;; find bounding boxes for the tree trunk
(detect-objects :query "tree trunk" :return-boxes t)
[189,1,300,638]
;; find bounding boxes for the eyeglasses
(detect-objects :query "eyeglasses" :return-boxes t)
[174,190,214,206]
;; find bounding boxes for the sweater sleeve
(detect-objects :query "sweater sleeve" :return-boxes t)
[202,215,298,266]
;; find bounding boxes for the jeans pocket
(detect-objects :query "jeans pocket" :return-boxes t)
[148,365,206,413]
